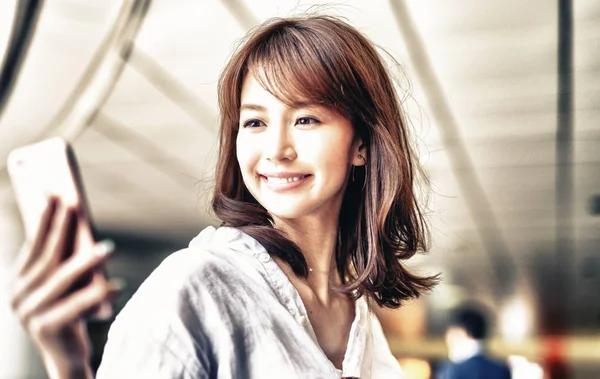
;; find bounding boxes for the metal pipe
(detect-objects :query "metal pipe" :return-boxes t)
[388,1,527,299]
[0,0,44,122]
[127,46,217,133]
[556,0,574,267]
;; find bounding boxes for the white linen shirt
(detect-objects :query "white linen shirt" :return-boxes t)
[97,226,403,379]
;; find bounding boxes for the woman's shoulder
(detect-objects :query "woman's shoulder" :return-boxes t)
[153,226,265,281]
[99,226,264,377]
[114,226,269,320]
[158,225,265,277]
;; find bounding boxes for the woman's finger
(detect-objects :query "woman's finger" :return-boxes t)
[27,278,124,342]
[12,197,58,277]
[40,203,78,270]
[10,206,76,310]
[15,240,115,322]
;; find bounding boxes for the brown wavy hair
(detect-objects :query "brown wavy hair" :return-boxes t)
[212,15,439,308]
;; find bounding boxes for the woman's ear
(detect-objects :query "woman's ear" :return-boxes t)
[352,141,367,167]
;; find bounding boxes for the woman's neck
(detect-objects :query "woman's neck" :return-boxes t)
[273,215,342,305]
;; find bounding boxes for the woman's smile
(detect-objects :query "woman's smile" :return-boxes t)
[258,172,313,192]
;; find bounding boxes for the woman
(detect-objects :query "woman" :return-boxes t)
[9,15,438,378]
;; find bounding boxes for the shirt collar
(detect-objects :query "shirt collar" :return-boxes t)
[194,226,371,377]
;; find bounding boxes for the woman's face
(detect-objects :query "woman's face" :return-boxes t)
[236,73,364,222]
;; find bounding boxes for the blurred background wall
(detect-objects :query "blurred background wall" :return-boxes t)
[0,1,598,378]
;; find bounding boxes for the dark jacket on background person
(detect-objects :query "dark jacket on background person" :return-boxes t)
[438,353,511,379]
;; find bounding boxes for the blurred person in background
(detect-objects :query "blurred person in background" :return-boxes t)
[8,14,439,379]
[437,304,511,379]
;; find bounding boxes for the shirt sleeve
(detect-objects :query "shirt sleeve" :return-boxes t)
[96,325,207,379]
[96,251,213,379]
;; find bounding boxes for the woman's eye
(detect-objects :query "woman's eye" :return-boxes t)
[296,117,320,126]
[242,119,265,128]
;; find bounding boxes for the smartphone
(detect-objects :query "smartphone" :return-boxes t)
[7,137,112,319]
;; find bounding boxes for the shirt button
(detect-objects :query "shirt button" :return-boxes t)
[299,316,309,327]
[258,253,270,263]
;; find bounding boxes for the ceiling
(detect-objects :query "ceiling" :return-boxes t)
[0,0,599,349]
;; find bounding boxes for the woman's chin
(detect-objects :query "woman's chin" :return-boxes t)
[265,206,307,221]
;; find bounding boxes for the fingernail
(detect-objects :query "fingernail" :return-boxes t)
[108,278,127,292]
[94,239,115,256]
[92,303,114,321]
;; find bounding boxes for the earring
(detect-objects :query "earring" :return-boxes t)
[358,154,367,166]
[356,154,367,191]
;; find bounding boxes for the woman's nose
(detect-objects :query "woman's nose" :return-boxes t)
[264,123,297,162]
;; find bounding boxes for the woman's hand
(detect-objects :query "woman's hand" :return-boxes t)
[9,197,121,379]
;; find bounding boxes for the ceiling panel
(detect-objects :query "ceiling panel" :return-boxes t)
[0,0,598,339]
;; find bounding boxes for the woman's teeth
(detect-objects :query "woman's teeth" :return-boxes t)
[268,176,303,183]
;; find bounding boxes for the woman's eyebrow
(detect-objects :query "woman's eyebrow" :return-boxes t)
[291,101,320,109]
[240,102,325,114]
[240,103,266,111]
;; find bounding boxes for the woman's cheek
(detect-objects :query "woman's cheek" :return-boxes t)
[236,138,255,172]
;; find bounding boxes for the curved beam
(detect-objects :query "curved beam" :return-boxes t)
[0,0,152,177]
[0,0,44,121]
[43,0,152,142]
[388,1,529,299]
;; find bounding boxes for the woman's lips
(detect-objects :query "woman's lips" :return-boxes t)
[259,173,311,191]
